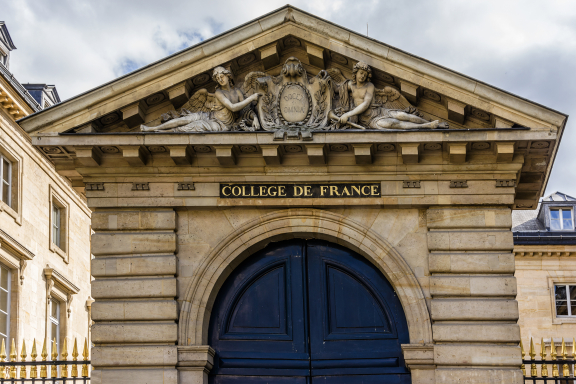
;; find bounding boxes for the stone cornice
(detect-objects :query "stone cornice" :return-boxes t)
[0,228,35,260]
[514,244,576,257]
[44,266,80,294]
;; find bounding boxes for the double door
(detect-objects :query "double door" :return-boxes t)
[208,240,410,383]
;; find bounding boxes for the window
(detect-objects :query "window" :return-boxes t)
[48,299,60,352]
[0,266,10,347]
[555,284,576,316]
[52,204,61,247]
[550,208,574,230]
[49,187,68,261]
[0,155,11,207]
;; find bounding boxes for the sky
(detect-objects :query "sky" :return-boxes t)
[2,0,575,196]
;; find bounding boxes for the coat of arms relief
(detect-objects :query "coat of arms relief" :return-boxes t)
[141,57,448,139]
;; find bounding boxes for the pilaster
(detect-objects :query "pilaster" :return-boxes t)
[90,208,178,384]
[427,206,522,383]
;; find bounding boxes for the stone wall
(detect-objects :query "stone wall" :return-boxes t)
[0,107,92,356]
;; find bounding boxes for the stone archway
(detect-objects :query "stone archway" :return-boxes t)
[178,208,432,347]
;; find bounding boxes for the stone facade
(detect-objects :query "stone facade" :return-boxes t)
[514,192,576,358]
[0,22,92,367]
[17,6,568,384]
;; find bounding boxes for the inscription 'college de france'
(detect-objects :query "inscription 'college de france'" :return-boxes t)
[220,183,381,198]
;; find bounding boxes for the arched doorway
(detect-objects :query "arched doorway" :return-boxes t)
[208,239,411,383]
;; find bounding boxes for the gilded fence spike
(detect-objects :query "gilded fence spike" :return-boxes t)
[0,338,7,379]
[71,337,78,378]
[541,338,548,377]
[61,337,68,378]
[562,338,569,377]
[573,338,576,379]
[551,338,559,377]
[20,340,27,379]
[40,337,47,378]
[9,338,16,379]
[529,338,537,377]
[30,339,37,378]
[81,338,89,377]
[520,339,526,376]
[51,338,58,377]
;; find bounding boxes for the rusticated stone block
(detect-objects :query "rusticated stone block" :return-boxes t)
[91,210,176,230]
[92,300,178,321]
[430,276,516,296]
[90,368,177,384]
[427,207,512,229]
[92,277,176,299]
[434,344,521,366]
[435,368,523,384]
[91,255,177,277]
[429,253,515,274]
[91,233,176,255]
[92,346,177,367]
[431,299,518,321]
[427,231,513,251]
[432,323,520,342]
[92,322,177,343]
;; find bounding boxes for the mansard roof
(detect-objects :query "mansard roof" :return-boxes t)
[542,191,576,202]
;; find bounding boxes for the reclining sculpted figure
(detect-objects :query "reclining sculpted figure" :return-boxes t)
[327,62,449,130]
[141,66,261,132]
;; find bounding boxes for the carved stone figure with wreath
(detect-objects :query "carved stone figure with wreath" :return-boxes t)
[140,66,261,132]
[327,62,449,130]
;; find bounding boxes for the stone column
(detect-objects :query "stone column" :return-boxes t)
[90,209,178,384]
[427,207,523,384]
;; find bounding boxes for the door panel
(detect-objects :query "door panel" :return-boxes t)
[306,240,410,378]
[209,241,309,379]
[209,240,410,383]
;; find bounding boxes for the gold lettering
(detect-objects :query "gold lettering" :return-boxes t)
[279,186,286,197]
[242,185,248,196]
[352,186,361,196]
[260,186,267,197]
[222,186,231,196]
[371,185,379,196]
[362,186,371,195]
[304,186,312,197]
[321,186,328,196]
[268,186,277,196]
[330,186,339,196]
[294,186,304,197]
[251,186,259,197]
[232,186,242,196]
[342,186,351,196]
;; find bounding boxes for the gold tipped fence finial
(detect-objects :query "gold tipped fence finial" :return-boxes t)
[71,337,78,378]
[0,338,7,379]
[562,338,569,377]
[81,338,89,377]
[20,340,27,379]
[51,338,58,377]
[520,339,526,376]
[9,338,16,379]
[540,338,548,377]
[30,339,37,378]
[61,337,68,378]
[551,338,559,377]
[40,337,47,378]
[529,338,537,377]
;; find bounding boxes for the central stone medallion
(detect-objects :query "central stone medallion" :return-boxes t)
[279,83,311,124]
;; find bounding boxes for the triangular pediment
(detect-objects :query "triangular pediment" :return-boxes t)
[16,6,568,210]
[18,5,565,135]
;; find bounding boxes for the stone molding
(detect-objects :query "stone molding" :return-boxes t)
[401,344,435,370]
[44,266,80,318]
[178,208,432,346]
[177,346,215,373]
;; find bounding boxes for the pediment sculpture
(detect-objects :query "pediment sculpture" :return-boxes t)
[141,57,448,139]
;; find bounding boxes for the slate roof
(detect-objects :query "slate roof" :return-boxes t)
[542,191,576,202]
[512,206,544,232]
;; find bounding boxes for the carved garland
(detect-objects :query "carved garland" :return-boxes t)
[277,82,313,127]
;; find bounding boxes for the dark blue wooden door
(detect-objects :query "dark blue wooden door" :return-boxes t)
[208,240,410,384]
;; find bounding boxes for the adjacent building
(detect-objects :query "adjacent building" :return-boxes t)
[0,22,92,358]
[514,192,576,353]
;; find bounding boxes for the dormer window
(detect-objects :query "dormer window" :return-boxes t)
[550,208,573,230]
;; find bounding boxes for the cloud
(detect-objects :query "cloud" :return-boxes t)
[2,0,575,195]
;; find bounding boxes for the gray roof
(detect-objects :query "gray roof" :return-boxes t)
[542,191,576,202]
[512,206,544,232]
